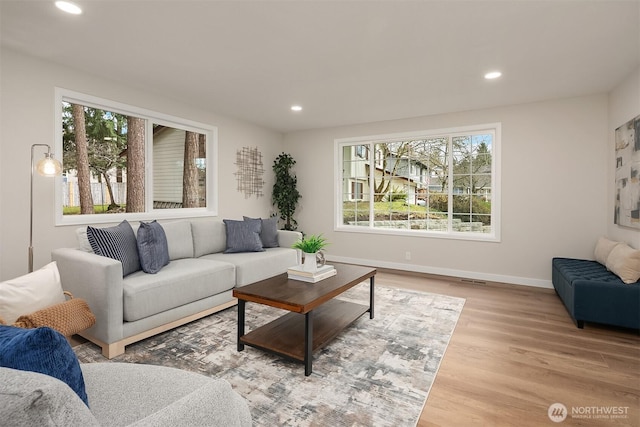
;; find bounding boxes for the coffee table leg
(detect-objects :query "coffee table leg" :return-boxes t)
[237,299,245,352]
[369,276,375,319]
[304,311,313,376]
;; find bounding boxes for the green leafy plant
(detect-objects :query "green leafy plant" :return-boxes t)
[292,234,328,253]
[272,152,301,230]
[385,186,407,203]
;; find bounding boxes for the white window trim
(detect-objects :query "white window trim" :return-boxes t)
[334,123,501,242]
[54,87,219,226]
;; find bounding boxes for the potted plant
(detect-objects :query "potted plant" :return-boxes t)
[292,234,328,272]
[272,152,301,231]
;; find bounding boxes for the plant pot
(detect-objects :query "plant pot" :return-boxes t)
[303,252,318,273]
[302,251,326,273]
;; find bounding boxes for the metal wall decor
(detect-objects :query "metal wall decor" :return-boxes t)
[234,146,265,198]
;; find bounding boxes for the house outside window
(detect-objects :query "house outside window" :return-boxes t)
[350,181,364,200]
[336,123,501,241]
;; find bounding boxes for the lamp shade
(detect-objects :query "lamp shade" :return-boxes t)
[36,153,62,177]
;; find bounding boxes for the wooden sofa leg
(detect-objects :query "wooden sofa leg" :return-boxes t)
[575,319,584,329]
[102,342,125,359]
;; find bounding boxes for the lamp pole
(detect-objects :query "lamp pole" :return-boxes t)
[29,144,62,273]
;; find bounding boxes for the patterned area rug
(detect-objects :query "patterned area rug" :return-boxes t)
[74,284,465,427]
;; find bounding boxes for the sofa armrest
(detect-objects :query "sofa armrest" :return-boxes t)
[277,230,303,264]
[128,380,252,427]
[277,230,302,249]
[51,248,124,344]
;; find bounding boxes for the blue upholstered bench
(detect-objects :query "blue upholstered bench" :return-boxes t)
[552,257,640,330]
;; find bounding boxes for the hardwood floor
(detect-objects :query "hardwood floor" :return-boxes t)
[379,269,640,427]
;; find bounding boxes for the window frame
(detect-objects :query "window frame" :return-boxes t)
[334,123,501,242]
[54,88,218,226]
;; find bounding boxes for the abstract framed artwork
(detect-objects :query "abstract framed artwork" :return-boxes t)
[614,114,640,229]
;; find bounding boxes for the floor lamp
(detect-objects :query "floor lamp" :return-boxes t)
[29,144,62,273]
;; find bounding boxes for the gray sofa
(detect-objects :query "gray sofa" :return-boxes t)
[0,362,251,426]
[52,218,301,358]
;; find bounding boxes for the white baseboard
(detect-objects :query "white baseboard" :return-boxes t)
[326,254,554,289]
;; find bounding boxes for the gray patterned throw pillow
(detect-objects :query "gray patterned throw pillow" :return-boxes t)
[223,219,264,253]
[244,216,279,248]
[136,221,170,274]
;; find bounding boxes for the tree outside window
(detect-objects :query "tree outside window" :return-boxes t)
[60,100,209,216]
[338,124,500,240]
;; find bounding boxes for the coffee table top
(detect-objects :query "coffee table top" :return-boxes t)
[233,263,376,314]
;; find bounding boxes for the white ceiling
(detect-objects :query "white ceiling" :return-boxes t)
[1,0,639,133]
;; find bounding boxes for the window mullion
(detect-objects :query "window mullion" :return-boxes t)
[369,142,375,228]
[447,137,454,233]
[145,120,154,212]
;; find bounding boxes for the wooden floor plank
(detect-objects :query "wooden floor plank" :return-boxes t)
[376,269,640,427]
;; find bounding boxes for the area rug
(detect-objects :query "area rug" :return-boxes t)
[74,284,465,427]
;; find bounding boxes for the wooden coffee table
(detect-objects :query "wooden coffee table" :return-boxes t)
[232,263,376,376]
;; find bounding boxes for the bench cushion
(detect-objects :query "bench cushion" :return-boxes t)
[553,258,625,285]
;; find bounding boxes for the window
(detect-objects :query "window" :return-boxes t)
[55,88,217,225]
[350,181,364,200]
[336,124,500,241]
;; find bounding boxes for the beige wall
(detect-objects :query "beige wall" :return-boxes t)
[284,94,610,288]
[0,48,283,280]
[608,67,640,248]
[1,46,630,286]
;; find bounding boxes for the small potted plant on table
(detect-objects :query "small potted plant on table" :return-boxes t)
[292,234,328,273]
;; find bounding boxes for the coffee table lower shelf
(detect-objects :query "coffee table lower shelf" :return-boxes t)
[239,299,369,363]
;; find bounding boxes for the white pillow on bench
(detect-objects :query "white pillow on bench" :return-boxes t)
[605,243,640,284]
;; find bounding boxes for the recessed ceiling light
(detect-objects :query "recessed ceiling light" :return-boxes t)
[291,105,302,112]
[484,71,502,80]
[55,1,82,15]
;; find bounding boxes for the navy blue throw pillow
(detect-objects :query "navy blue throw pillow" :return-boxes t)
[0,325,89,406]
[137,220,170,274]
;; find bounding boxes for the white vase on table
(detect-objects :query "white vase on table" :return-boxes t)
[303,252,318,273]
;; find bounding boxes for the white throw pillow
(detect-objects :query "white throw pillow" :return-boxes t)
[75,227,93,252]
[594,237,620,266]
[0,262,66,324]
[605,244,640,284]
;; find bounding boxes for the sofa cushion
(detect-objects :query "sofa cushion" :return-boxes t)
[594,237,620,266]
[137,221,170,274]
[192,219,227,257]
[203,247,298,287]
[122,259,236,322]
[75,227,94,252]
[87,220,141,277]
[223,219,264,253]
[0,325,88,406]
[0,367,98,427]
[0,262,66,324]
[161,221,195,260]
[244,216,279,248]
[606,243,640,284]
